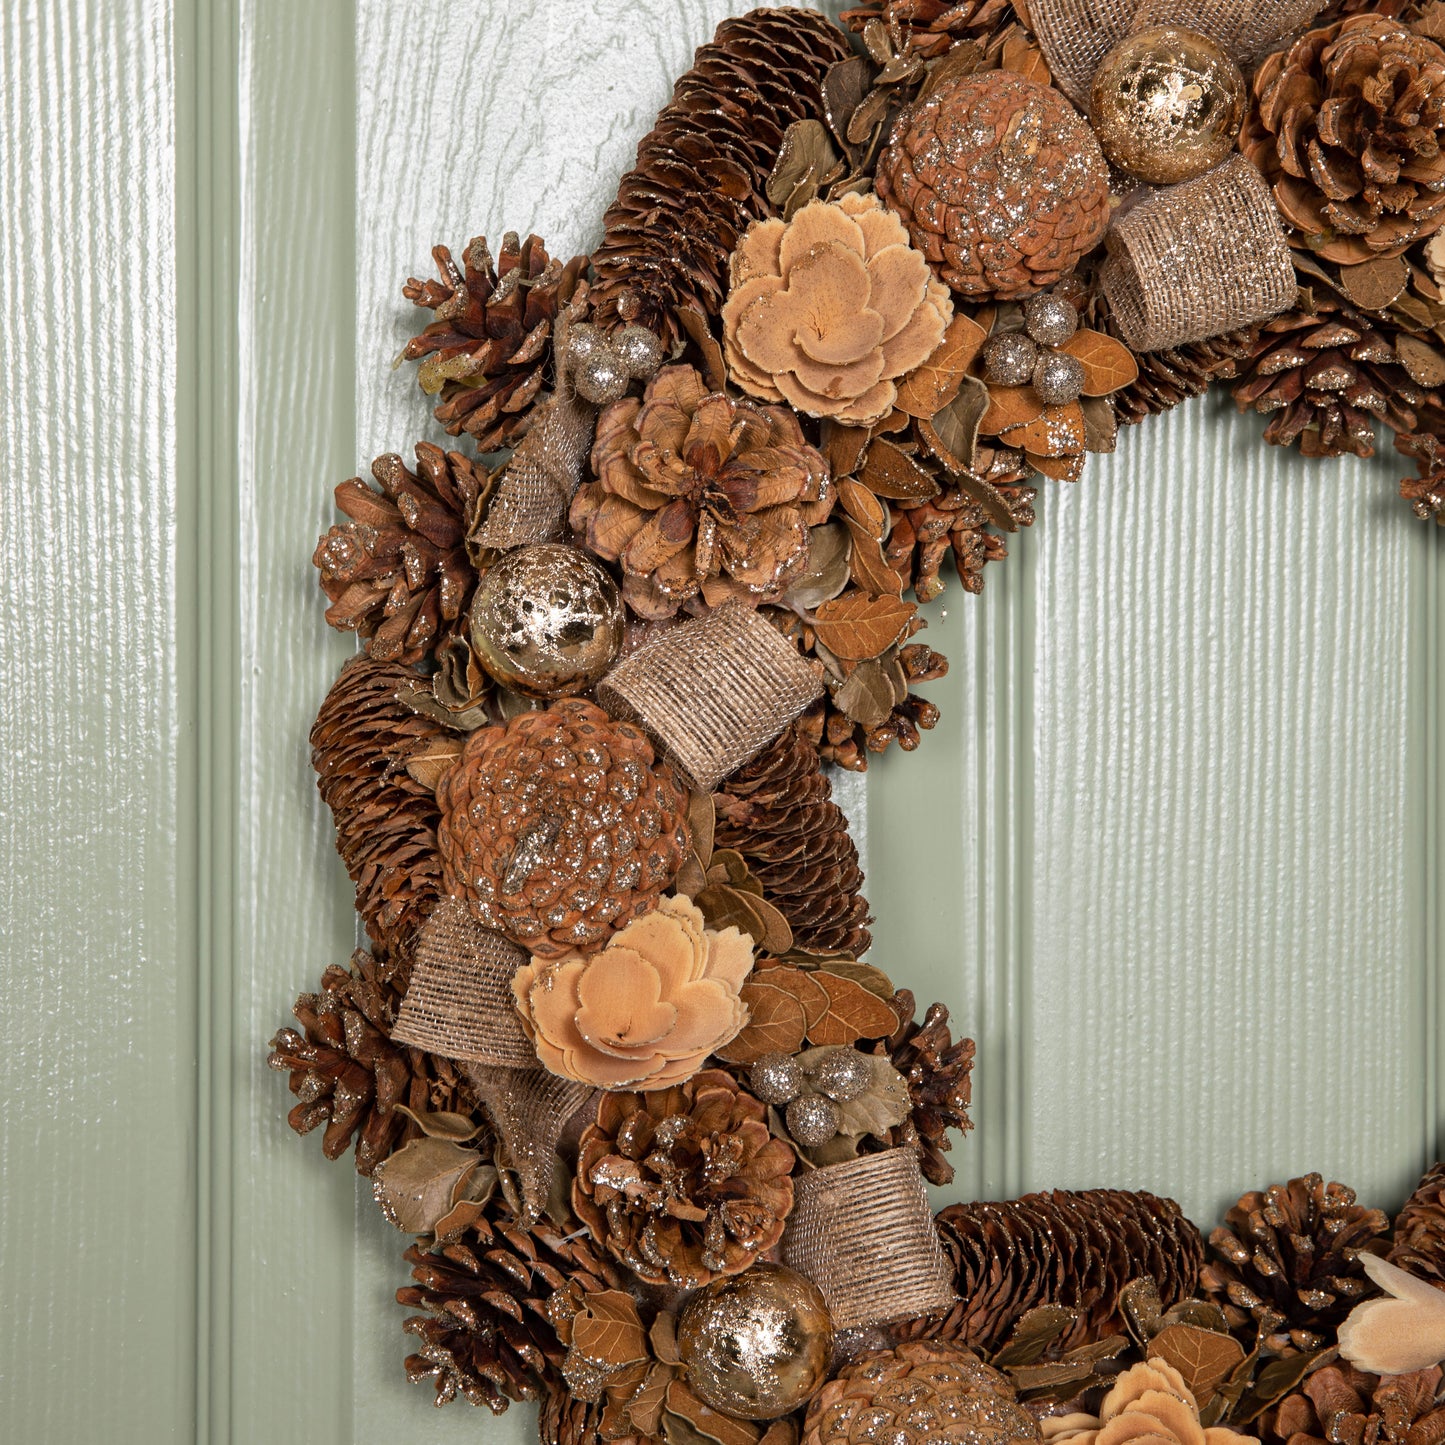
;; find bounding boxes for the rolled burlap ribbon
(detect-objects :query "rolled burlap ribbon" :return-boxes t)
[783,1149,958,1330]
[597,602,823,793]
[1100,155,1297,351]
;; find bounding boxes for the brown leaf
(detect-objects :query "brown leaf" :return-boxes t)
[808,970,900,1044]
[404,735,466,790]
[372,1136,485,1234]
[979,384,1045,435]
[1149,1323,1245,1404]
[674,851,708,900]
[821,420,871,479]
[1060,329,1140,396]
[1339,255,1410,312]
[858,437,940,499]
[951,470,1020,532]
[822,55,873,154]
[626,1363,678,1436]
[572,1290,649,1367]
[675,307,728,393]
[812,592,916,662]
[894,313,988,417]
[1001,31,1051,84]
[918,374,991,473]
[667,1379,762,1445]
[687,791,716,868]
[916,41,985,101]
[834,657,897,730]
[1001,402,1085,458]
[838,477,886,538]
[1416,1,1445,40]
[715,980,808,1063]
[392,1104,487,1141]
[1394,331,1445,386]
[650,1311,682,1366]
[695,883,771,948]
[759,1419,799,1445]
[816,958,897,1000]
[1080,396,1118,455]
[844,517,905,598]
[767,119,841,220]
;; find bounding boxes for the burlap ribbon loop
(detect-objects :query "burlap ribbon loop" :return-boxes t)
[782,1149,957,1330]
[597,602,824,793]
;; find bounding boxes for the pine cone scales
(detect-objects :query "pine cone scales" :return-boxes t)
[1199,1172,1390,1355]
[313,443,483,667]
[713,723,872,956]
[310,654,448,950]
[401,232,587,450]
[1388,1160,1445,1284]
[921,1189,1204,1353]
[840,0,1019,59]
[1267,1363,1445,1445]
[590,8,852,343]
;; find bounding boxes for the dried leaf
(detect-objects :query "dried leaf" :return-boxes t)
[784,522,852,611]
[1060,329,1139,396]
[1394,331,1445,386]
[688,791,716,869]
[1008,1361,1097,1395]
[816,958,896,1000]
[1234,1349,1327,1425]
[895,313,989,417]
[844,517,904,598]
[650,1311,681,1366]
[1417,0,1445,39]
[1000,30,1051,83]
[916,41,985,101]
[808,969,900,1044]
[1339,255,1410,311]
[404,735,466,789]
[1149,1323,1245,1403]
[715,980,808,1064]
[838,477,887,538]
[572,1290,649,1367]
[626,1363,678,1436]
[918,374,992,473]
[821,420,871,479]
[812,592,916,661]
[1080,396,1118,454]
[767,119,841,219]
[991,1305,1077,1366]
[372,1136,485,1234]
[1120,1277,1164,1348]
[675,851,708,900]
[822,55,873,154]
[667,1379,762,1445]
[979,385,1046,435]
[1000,402,1085,458]
[834,657,897,730]
[858,437,940,499]
[759,1418,799,1445]
[675,307,728,392]
[951,469,1021,532]
[695,883,772,949]
[392,1105,487,1141]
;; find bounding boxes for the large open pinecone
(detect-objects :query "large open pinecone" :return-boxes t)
[401,232,587,451]
[310,654,448,951]
[589,8,851,346]
[1243,17,1445,267]
[915,1189,1204,1354]
[313,442,484,667]
[435,699,689,958]
[399,1212,623,1411]
[713,721,872,957]
[1232,288,1435,458]
[266,946,476,1176]
[840,0,1019,59]
[1266,1363,1445,1445]
[1199,1173,1390,1356]
[1388,1160,1445,1284]
[869,991,974,1187]
[572,1069,795,1289]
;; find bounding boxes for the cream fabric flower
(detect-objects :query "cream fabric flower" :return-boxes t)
[511,894,754,1091]
[1041,1359,1256,1445]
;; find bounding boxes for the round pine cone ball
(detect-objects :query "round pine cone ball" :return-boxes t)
[878,72,1111,299]
[435,698,689,958]
[803,1343,1043,1445]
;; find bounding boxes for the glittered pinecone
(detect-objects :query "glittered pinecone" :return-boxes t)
[713,722,873,956]
[803,1343,1042,1445]
[572,364,831,619]
[266,946,476,1175]
[399,1211,623,1411]
[1266,1363,1445,1445]
[539,1386,608,1445]
[920,1189,1204,1354]
[878,71,1111,299]
[589,8,851,346]
[869,991,974,1187]
[1232,291,1434,458]
[1243,17,1445,266]
[1389,1161,1445,1284]
[401,232,587,450]
[310,654,450,951]
[435,699,689,958]
[313,443,484,667]
[572,1069,795,1289]
[1199,1172,1390,1355]
[1398,430,1445,522]
[840,0,1019,59]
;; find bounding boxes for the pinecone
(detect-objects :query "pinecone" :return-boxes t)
[869,991,974,1187]
[539,1386,610,1445]
[1266,1363,1445,1445]
[878,71,1111,299]
[1388,1160,1445,1284]
[435,699,689,959]
[802,1343,1042,1445]
[713,722,873,957]
[313,443,484,667]
[572,1069,796,1289]
[310,654,449,951]
[589,8,852,346]
[399,1211,623,1410]
[840,0,1020,60]
[1232,289,1435,458]
[1243,17,1445,267]
[266,946,476,1175]
[917,1189,1204,1354]
[1199,1172,1390,1356]
[1398,430,1445,522]
[572,363,832,620]
[401,233,588,451]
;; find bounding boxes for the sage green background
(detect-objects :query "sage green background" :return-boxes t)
[0,1,1440,1440]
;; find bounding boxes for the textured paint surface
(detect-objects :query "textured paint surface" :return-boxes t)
[3,1,1441,1441]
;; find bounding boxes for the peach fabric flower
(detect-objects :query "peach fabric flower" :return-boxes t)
[1040,1359,1256,1445]
[511,894,754,1090]
[722,191,952,426]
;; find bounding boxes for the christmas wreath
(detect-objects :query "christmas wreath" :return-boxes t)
[272,2,1445,1440]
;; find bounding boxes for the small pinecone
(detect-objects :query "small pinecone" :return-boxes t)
[1266,1363,1445,1445]
[399,1212,623,1411]
[1398,430,1445,523]
[1232,291,1435,458]
[572,1069,795,1289]
[401,233,587,451]
[917,1189,1204,1354]
[589,8,852,345]
[266,946,476,1175]
[878,71,1112,299]
[713,722,873,956]
[802,1343,1041,1445]
[840,0,1019,59]
[435,699,689,958]
[310,654,449,951]
[1199,1172,1390,1355]
[313,443,484,667]
[539,1385,607,1445]
[1388,1160,1445,1284]
[869,991,974,1187]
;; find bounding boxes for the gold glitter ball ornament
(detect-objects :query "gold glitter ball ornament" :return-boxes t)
[678,1263,834,1420]
[1090,27,1245,186]
[468,543,623,698]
